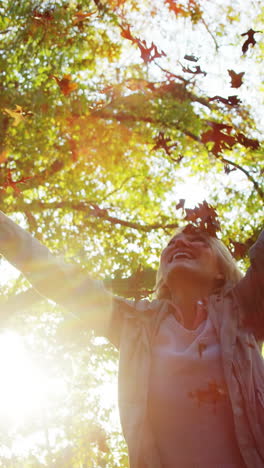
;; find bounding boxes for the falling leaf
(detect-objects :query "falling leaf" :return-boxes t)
[229,240,248,259]
[165,0,186,16]
[120,24,134,41]
[198,342,207,357]
[228,70,245,88]
[237,133,259,150]
[120,24,166,63]
[184,54,199,62]
[183,201,221,237]
[181,64,206,76]
[241,28,262,54]
[201,121,236,155]
[51,75,78,96]
[32,8,54,25]
[73,11,95,25]
[1,169,33,195]
[209,95,241,106]
[3,105,24,126]
[176,199,185,210]
[152,132,177,155]
[188,380,227,406]
[135,39,166,63]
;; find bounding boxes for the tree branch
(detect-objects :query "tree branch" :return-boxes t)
[20,200,179,232]
[216,154,264,200]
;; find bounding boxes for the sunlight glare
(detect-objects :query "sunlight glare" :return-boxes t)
[0,331,67,429]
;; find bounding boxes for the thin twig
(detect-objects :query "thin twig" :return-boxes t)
[201,18,219,52]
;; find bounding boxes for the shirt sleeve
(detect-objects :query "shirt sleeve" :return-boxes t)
[233,229,264,340]
[0,210,124,339]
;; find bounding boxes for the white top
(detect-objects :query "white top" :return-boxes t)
[148,312,246,468]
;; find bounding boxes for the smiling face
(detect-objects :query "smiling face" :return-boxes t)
[160,231,223,292]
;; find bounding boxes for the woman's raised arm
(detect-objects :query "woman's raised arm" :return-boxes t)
[0,210,114,337]
[234,228,264,339]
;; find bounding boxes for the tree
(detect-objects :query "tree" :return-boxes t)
[0,0,263,465]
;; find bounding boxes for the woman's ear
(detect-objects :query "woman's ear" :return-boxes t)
[215,272,224,281]
[213,272,225,292]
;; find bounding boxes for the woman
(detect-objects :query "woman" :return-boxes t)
[0,210,263,467]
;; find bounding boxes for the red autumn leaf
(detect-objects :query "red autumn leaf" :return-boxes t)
[152,132,177,155]
[209,95,241,106]
[237,133,259,150]
[245,342,255,349]
[228,70,245,88]
[198,342,207,358]
[135,39,166,63]
[73,11,95,25]
[1,169,33,195]
[241,28,262,54]
[165,0,186,16]
[184,54,199,62]
[183,201,221,237]
[229,240,248,259]
[201,121,236,155]
[120,24,135,41]
[188,380,227,406]
[181,64,206,76]
[32,8,54,25]
[176,199,185,210]
[51,75,78,96]
[120,25,166,63]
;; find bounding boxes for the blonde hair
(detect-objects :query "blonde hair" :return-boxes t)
[155,226,243,300]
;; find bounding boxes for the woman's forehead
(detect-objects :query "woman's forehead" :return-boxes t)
[168,230,208,243]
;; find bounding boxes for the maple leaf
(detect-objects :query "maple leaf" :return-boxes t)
[236,133,259,150]
[120,25,166,63]
[184,54,199,62]
[201,121,236,155]
[228,70,245,88]
[229,239,249,259]
[1,169,33,195]
[73,11,95,25]
[182,201,221,237]
[209,95,241,106]
[135,39,166,63]
[51,75,78,96]
[189,380,227,406]
[241,28,262,54]
[165,0,186,16]
[32,8,54,26]
[3,105,26,126]
[181,64,206,76]
[120,24,135,41]
[152,132,177,155]
[176,198,185,210]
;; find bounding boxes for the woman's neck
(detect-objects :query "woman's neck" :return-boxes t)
[169,285,210,329]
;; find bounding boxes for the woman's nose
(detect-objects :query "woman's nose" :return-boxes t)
[174,238,190,248]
